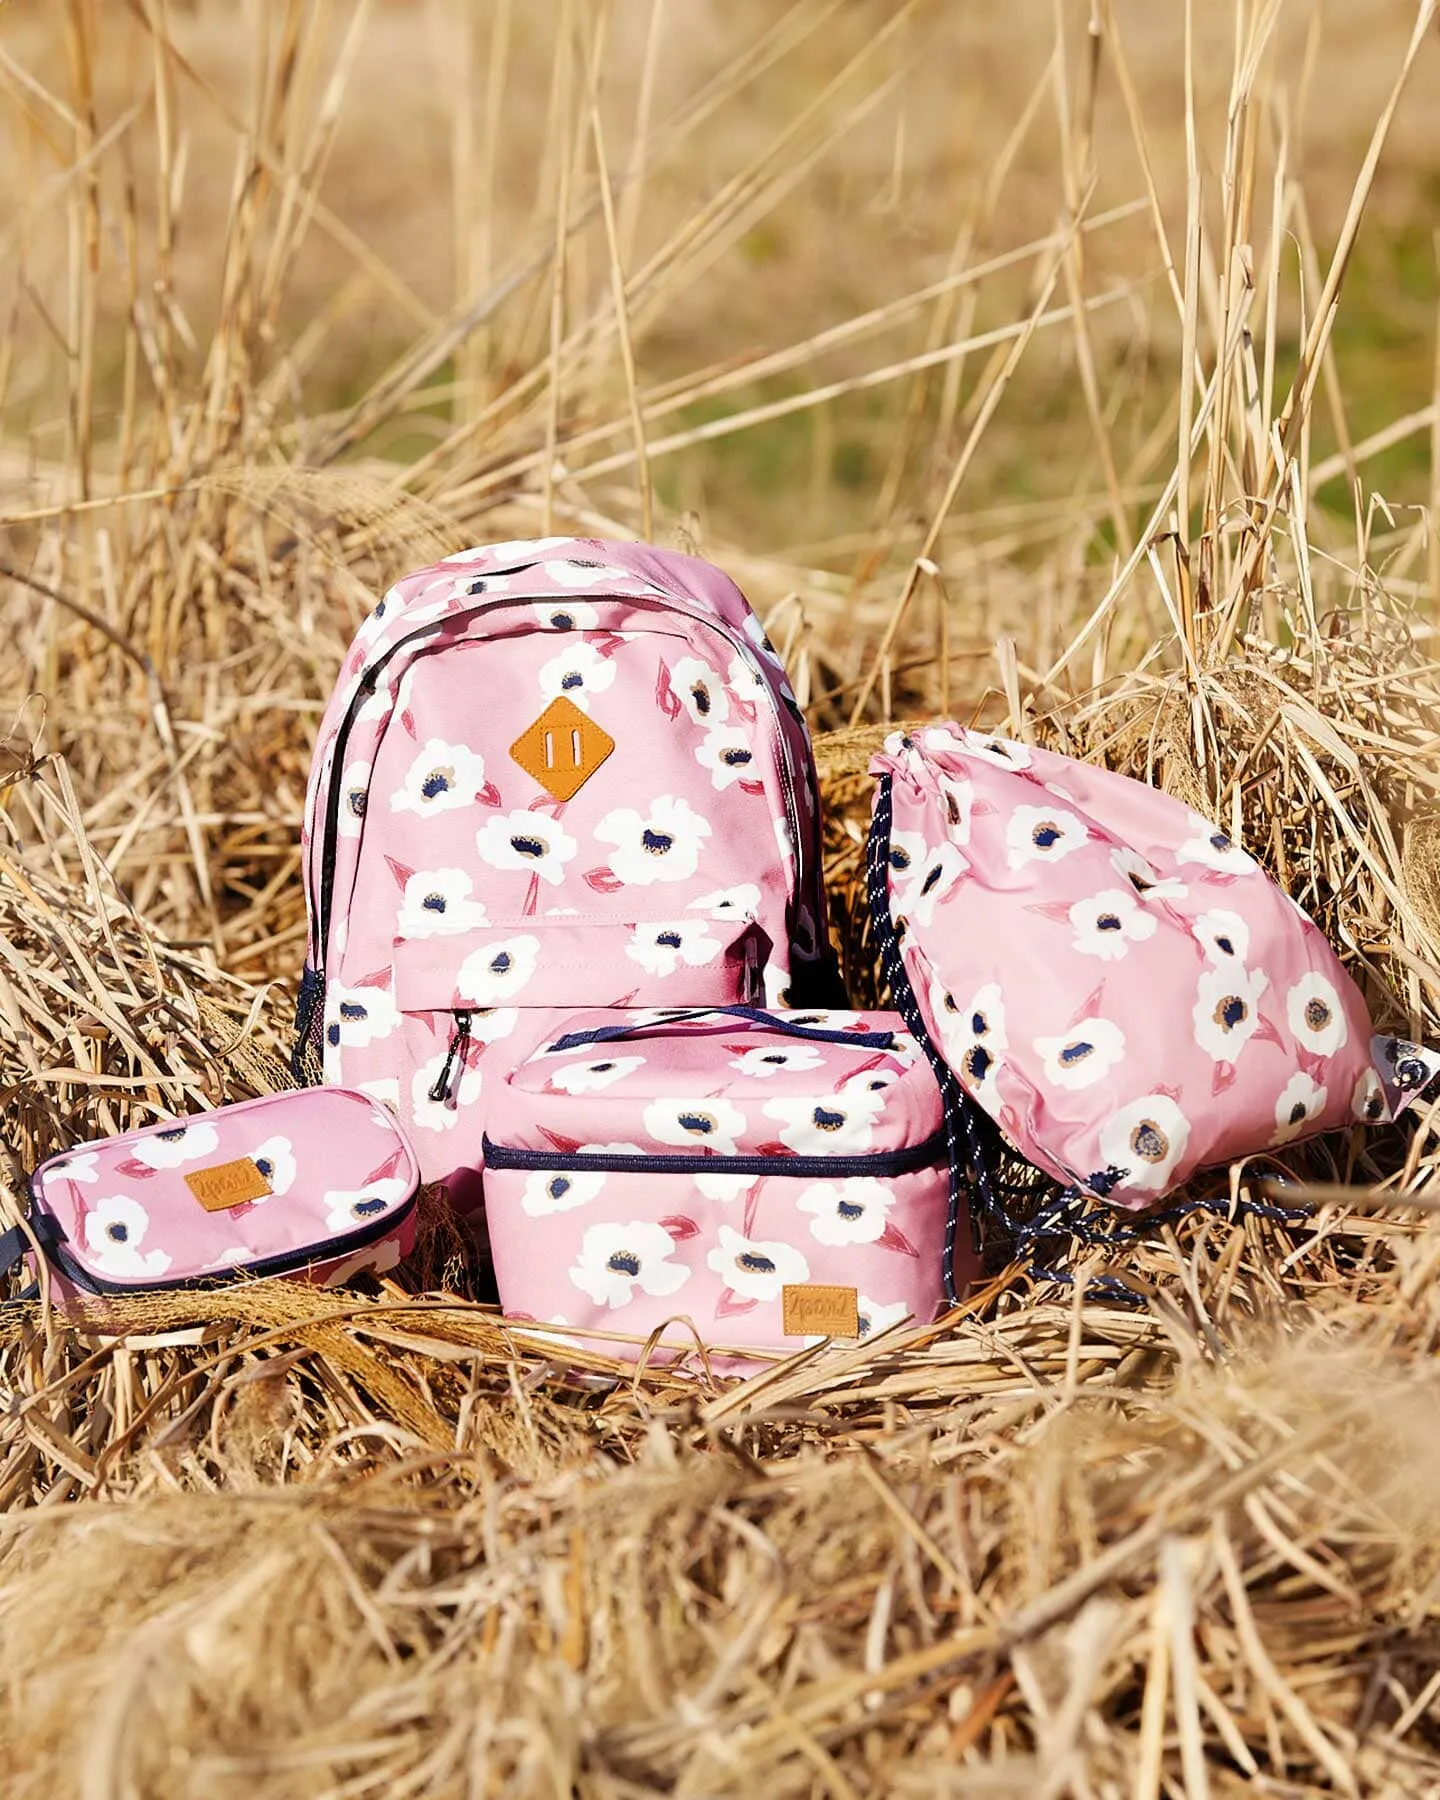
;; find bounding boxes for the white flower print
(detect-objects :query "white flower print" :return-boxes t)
[538,639,617,711]
[729,1044,824,1078]
[1286,973,1348,1057]
[325,982,401,1051]
[707,1225,809,1301]
[1111,847,1188,903]
[396,868,489,938]
[337,759,371,838]
[83,1195,172,1279]
[1034,1019,1127,1092]
[857,1296,910,1339]
[323,1176,410,1235]
[895,840,967,927]
[958,730,1031,770]
[726,654,767,703]
[933,979,1007,1092]
[358,1078,402,1112]
[548,1055,646,1095]
[1070,889,1158,962]
[773,814,797,874]
[48,1151,99,1184]
[695,1173,757,1203]
[389,738,494,816]
[570,1220,691,1309]
[1272,1073,1328,1145]
[763,1080,887,1155]
[577,1140,647,1156]
[690,884,761,922]
[1098,1096,1192,1193]
[595,796,712,886]
[541,558,629,588]
[796,1177,895,1247]
[626,919,722,978]
[644,1095,747,1156]
[476,810,578,887]
[447,535,568,563]
[248,1136,296,1197]
[936,773,974,844]
[521,1169,607,1216]
[456,935,540,1006]
[409,1055,483,1133]
[1176,812,1255,874]
[532,598,600,631]
[1192,965,1270,1062]
[1192,910,1250,965]
[671,657,730,726]
[695,724,758,791]
[1005,803,1088,870]
[1351,1066,1388,1124]
[469,1008,520,1047]
[741,611,784,666]
[885,830,929,891]
[132,1121,221,1171]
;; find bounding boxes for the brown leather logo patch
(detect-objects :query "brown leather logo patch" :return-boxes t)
[510,696,615,802]
[782,1284,859,1339]
[184,1158,273,1213]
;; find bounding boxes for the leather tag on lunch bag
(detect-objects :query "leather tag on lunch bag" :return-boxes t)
[782,1283,859,1338]
[185,1158,273,1212]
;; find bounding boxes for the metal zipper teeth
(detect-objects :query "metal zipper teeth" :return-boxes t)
[27,1190,420,1297]
[311,572,807,978]
[481,1131,947,1179]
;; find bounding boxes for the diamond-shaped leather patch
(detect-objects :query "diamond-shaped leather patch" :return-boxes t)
[510,695,615,802]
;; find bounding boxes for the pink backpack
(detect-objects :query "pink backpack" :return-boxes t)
[293,538,840,1211]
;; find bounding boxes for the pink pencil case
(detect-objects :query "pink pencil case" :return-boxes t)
[482,1004,976,1366]
[13,1087,421,1302]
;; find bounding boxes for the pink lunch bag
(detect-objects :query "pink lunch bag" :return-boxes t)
[11,1088,420,1305]
[480,1005,975,1365]
[293,538,840,1219]
[866,723,1428,1216]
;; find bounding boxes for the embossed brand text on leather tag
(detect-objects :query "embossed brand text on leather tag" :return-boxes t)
[184,1158,273,1212]
[782,1283,859,1338]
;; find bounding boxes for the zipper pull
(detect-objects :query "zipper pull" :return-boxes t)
[744,930,761,1003]
[429,1009,474,1104]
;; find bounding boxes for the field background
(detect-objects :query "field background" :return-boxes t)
[3,1,1440,1794]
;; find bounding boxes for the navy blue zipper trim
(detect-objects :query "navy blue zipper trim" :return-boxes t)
[548,1005,902,1054]
[482,1130,946,1179]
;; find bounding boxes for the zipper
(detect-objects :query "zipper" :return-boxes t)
[429,1009,473,1103]
[482,1130,947,1179]
[22,1188,419,1297]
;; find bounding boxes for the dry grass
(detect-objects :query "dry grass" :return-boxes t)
[4,1,1440,1793]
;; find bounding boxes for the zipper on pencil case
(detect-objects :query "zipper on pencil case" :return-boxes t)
[481,1131,947,1180]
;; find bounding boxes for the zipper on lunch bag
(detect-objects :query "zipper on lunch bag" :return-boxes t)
[481,1131,948,1180]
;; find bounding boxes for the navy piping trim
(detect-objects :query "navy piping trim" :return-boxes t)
[481,1131,947,1179]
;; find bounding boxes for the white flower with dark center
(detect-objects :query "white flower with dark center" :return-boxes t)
[886,830,929,889]
[595,796,712,886]
[1192,910,1250,965]
[132,1121,221,1171]
[570,1220,691,1309]
[247,1137,296,1197]
[1286,973,1348,1057]
[741,612,783,665]
[548,1055,645,1094]
[896,841,968,927]
[1176,812,1255,874]
[696,724,757,791]
[671,657,730,726]
[934,980,1007,1092]
[626,919,722,978]
[1034,1019,1127,1092]
[1111,847,1188,903]
[396,868,489,938]
[538,639,616,711]
[643,1096,747,1156]
[729,1044,824,1078]
[857,1296,910,1339]
[48,1151,99,1185]
[323,1176,410,1234]
[522,1170,607,1216]
[83,1195,172,1279]
[1098,1096,1191,1193]
[726,655,767,703]
[1005,804,1088,870]
[476,811,577,887]
[1271,1073,1328,1145]
[689,883,761,921]
[936,774,974,843]
[958,731,1031,770]
[324,982,401,1051]
[409,1055,482,1133]
[706,1225,808,1301]
[456,935,540,1006]
[695,1173,756,1203]
[1192,965,1270,1062]
[763,1082,886,1155]
[1351,1066,1388,1124]
[337,759,371,838]
[532,599,600,632]
[1070,889,1157,962]
[796,1177,894,1247]
[542,558,630,588]
[390,738,493,816]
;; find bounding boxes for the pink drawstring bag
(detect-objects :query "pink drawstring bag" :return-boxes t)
[868,724,1423,1212]
[14,1088,421,1306]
